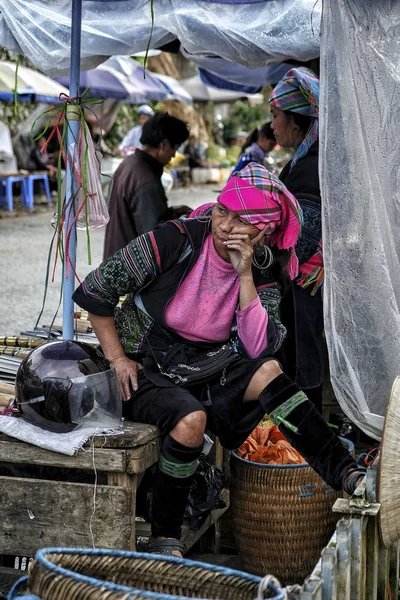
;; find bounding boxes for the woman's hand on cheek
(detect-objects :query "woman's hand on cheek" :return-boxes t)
[224,226,268,277]
[224,233,254,278]
[110,355,143,401]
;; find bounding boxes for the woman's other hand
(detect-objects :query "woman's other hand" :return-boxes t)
[110,355,143,401]
[224,227,267,278]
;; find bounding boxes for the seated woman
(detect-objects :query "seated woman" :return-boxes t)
[73,163,365,558]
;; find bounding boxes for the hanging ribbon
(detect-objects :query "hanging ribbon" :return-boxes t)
[30,89,104,281]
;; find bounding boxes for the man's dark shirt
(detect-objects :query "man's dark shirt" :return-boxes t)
[103,149,169,260]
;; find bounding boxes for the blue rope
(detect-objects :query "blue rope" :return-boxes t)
[8,576,41,600]
[32,547,283,599]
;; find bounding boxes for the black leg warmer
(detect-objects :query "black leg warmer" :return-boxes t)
[259,374,364,491]
[151,434,203,539]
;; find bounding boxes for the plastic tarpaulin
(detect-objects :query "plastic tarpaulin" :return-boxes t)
[0,0,321,75]
[320,0,400,440]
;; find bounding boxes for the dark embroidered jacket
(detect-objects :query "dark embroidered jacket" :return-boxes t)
[73,219,286,359]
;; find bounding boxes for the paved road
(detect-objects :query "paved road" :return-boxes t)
[0,185,219,336]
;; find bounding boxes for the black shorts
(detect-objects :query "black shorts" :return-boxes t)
[123,355,276,450]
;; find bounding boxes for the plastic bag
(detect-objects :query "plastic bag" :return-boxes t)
[60,122,109,230]
[237,423,305,465]
[137,455,225,531]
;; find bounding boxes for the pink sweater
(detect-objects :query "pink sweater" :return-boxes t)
[165,234,268,358]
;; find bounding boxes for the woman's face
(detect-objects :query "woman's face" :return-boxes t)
[270,105,297,148]
[212,202,261,261]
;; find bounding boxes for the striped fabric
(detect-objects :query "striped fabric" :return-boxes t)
[269,67,319,167]
[218,163,302,279]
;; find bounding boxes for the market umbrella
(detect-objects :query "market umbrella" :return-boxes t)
[56,63,167,103]
[150,72,193,105]
[0,61,69,103]
[101,56,167,102]
[179,75,264,104]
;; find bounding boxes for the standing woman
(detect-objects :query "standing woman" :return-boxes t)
[269,67,324,411]
[231,122,276,174]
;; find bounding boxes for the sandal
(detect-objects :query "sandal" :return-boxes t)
[146,536,185,557]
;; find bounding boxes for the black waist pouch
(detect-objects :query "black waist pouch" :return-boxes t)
[154,342,240,386]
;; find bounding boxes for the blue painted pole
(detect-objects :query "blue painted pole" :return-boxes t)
[62,0,82,340]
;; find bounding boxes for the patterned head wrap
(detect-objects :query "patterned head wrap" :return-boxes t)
[269,67,319,167]
[217,162,302,279]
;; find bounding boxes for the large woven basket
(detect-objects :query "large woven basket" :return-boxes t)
[230,440,352,585]
[10,548,286,600]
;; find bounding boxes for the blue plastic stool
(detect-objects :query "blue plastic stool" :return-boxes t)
[0,175,29,212]
[26,173,52,209]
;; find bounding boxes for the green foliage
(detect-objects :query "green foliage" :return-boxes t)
[222,98,271,143]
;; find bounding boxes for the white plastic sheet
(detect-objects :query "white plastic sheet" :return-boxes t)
[320,0,400,440]
[0,0,321,75]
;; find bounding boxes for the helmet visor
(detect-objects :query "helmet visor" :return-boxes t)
[41,368,122,429]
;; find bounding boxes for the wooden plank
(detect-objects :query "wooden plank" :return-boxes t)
[366,518,379,600]
[377,544,389,600]
[0,476,133,555]
[107,472,138,550]
[0,440,126,472]
[126,439,160,474]
[89,421,159,449]
[389,541,399,600]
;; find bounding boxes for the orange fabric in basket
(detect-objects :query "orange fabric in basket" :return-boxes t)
[237,424,305,465]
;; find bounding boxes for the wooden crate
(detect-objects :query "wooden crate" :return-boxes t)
[0,421,160,557]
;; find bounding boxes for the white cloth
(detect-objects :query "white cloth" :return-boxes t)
[118,125,142,153]
[0,416,122,456]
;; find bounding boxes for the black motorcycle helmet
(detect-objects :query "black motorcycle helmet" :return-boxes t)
[15,340,122,433]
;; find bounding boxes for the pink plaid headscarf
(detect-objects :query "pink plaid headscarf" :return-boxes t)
[191,163,302,279]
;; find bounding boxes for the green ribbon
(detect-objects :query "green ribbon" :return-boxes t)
[30,89,104,267]
[269,391,309,434]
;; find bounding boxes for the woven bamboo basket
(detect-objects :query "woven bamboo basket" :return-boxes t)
[230,439,353,585]
[11,548,286,600]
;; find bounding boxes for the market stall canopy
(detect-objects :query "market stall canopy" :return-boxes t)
[0,61,69,103]
[55,63,167,103]
[0,0,321,75]
[100,56,169,102]
[150,73,193,105]
[180,48,295,94]
[179,75,264,104]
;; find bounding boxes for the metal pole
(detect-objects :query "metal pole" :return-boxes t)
[62,0,82,340]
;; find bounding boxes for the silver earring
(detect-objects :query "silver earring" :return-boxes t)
[252,245,273,270]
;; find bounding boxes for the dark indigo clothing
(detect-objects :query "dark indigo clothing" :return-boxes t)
[259,374,358,491]
[103,149,171,260]
[278,284,324,390]
[123,355,274,450]
[279,143,321,265]
[277,143,324,391]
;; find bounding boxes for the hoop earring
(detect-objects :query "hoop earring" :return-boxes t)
[252,245,273,270]
[289,126,300,146]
